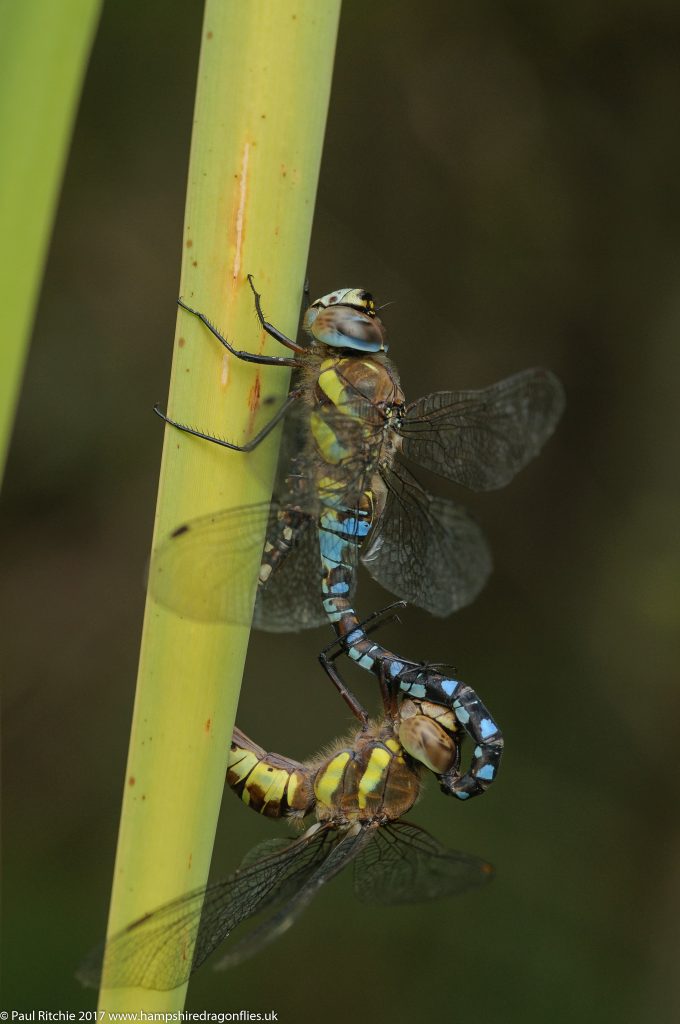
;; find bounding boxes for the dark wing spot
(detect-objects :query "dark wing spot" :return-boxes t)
[171,524,190,538]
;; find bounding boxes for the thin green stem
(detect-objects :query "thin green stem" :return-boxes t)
[0,0,102,483]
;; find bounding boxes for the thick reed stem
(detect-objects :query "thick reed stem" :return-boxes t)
[98,0,341,1010]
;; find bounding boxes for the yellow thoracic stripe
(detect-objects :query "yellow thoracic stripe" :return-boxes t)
[357,746,391,809]
[309,411,350,463]
[317,358,378,419]
[314,751,351,806]
[317,360,348,410]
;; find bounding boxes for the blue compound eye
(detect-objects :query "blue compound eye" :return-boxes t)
[302,289,386,352]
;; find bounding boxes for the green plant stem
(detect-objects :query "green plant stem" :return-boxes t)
[98,0,341,1010]
[0,0,102,483]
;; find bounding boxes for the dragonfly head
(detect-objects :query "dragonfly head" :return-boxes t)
[398,699,460,776]
[303,288,388,353]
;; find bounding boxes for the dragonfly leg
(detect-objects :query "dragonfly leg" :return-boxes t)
[319,600,408,662]
[154,387,302,453]
[317,650,370,726]
[320,601,408,722]
[246,274,307,354]
[178,297,303,366]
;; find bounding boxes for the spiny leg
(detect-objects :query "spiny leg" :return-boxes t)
[318,601,408,726]
[246,275,307,354]
[321,601,407,722]
[317,653,370,726]
[178,296,303,366]
[154,387,302,453]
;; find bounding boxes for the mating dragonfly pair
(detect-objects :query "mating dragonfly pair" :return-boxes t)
[80,278,563,985]
[149,277,563,799]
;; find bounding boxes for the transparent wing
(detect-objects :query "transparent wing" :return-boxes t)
[77,826,339,991]
[214,825,373,970]
[353,820,494,905]
[252,513,331,632]
[150,501,277,624]
[398,368,565,490]
[361,463,492,616]
[149,499,331,630]
[149,396,375,630]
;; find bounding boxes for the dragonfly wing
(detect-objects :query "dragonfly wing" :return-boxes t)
[398,367,565,490]
[252,514,329,632]
[150,501,280,623]
[361,463,492,616]
[214,825,373,970]
[77,828,338,991]
[149,499,330,630]
[353,820,494,905]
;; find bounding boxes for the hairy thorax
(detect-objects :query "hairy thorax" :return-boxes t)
[312,721,420,825]
[302,347,405,507]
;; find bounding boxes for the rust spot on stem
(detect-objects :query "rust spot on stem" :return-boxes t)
[248,373,261,412]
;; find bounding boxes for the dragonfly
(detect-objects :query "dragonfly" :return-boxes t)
[318,602,503,799]
[151,278,560,793]
[78,688,492,990]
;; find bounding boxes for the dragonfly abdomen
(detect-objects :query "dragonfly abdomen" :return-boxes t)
[228,728,314,819]
[258,508,309,587]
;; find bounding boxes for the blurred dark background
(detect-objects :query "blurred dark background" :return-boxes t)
[2,1,679,1020]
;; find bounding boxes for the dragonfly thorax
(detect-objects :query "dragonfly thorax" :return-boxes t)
[313,721,420,825]
[303,289,388,353]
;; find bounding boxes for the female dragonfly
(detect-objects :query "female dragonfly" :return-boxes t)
[78,688,491,989]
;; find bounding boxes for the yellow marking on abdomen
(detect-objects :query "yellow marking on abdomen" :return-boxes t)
[242,762,288,810]
[314,751,351,807]
[358,747,391,809]
[227,749,259,782]
[286,773,299,806]
[257,769,287,812]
